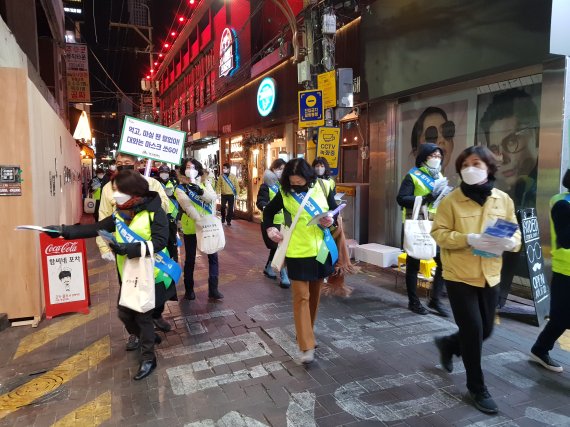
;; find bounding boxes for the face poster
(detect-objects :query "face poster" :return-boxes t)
[398,90,477,182]
[47,253,86,304]
[475,83,541,209]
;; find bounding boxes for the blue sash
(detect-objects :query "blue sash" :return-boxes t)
[269,183,280,194]
[223,174,237,196]
[291,191,339,265]
[409,167,436,191]
[114,214,182,282]
[178,185,213,215]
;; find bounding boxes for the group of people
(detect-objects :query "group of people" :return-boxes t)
[397,142,569,414]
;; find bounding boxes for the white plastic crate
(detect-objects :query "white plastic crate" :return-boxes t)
[354,243,403,268]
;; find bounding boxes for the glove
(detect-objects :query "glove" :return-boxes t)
[495,236,518,252]
[188,183,204,196]
[267,227,284,243]
[101,252,115,262]
[44,225,64,238]
[109,242,144,258]
[422,194,436,205]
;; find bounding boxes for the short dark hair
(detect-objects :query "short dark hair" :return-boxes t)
[180,158,204,176]
[223,162,231,169]
[280,158,316,194]
[270,158,286,171]
[59,270,71,280]
[112,169,150,196]
[116,152,137,162]
[411,107,448,154]
[455,146,498,178]
[562,169,570,191]
[95,168,104,174]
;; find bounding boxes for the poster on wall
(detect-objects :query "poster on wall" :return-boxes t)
[475,80,542,210]
[398,89,478,182]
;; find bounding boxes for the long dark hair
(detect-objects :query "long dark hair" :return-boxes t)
[280,158,316,194]
[455,146,498,178]
[180,158,204,176]
[270,158,286,171]
[112,169,150,196]
[312,157,331,178]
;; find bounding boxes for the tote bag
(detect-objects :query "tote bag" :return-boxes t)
[119,241,156,313]
[271,188,314,271]
[196,215,225,254]
[403,196,436,260]
[84,197,95,214]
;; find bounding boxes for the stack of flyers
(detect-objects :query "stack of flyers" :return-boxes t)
[472,219,519,258]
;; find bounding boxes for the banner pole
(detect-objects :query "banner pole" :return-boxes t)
[144,159,152,177]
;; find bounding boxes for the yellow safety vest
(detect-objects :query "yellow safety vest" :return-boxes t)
[93,187,101,201]
[550,192,570,276]
[177,182,210,235]
[403,167,442,219]
[262,184,284,225]
[281,179,330,258]
[114,211,172,287]
[164,180,179,218]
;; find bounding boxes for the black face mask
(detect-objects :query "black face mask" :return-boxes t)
[117,164,135,171]
[291,185,308,193]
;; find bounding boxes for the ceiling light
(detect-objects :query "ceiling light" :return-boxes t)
[164,43,170,48]
[171,31,176,37]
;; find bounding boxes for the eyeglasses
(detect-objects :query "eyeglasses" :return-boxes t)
[489,127,535,156]
[424,121,455,143]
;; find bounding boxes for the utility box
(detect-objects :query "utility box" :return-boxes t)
[336,183,368,244]
[337,68,354,108]
[354,243,402,268]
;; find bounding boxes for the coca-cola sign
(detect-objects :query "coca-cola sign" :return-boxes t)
[45,242,79,255]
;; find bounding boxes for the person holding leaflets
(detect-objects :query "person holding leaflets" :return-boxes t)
[263,158,338,364]
[157,164,180,263]
[396,143,449,317]
[312,157,336,194]
[431,146,521,414]
[175,159,223,301]
[44,170,178,380]
[256,158,290,288]
[91,168,105,221]
[216,162,240,226]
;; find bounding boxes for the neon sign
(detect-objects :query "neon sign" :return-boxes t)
[257,78,277,117]
[219,28,238,77]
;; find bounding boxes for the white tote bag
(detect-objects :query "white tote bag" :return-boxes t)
[404,196,437,260]
[271,188,314,271]
[84,197,95,214]
[196,215,226,254]
[119,241,156,313]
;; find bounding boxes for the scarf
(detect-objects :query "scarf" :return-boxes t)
[460,178,495,206]
[423,163,441,178]
[263,169,278,187]
[116,196,146,221]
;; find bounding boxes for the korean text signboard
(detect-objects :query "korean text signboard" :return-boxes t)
[317,127,340,175]
[40,234,90,318]
[119,116,186,165]
[0,165,22,196]
[65,43,91,103]
[298,90,324,128]
[317,70,337,109]
[518,208,550,326]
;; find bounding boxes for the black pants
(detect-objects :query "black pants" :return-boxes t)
[261,223,278,266]
[94,199,101,221]
[405,254,444,306]
[441,280,499,394]
[220,194,235,224]
[117,305,155,361]
[532,272,570,355]
[152,219,179,319]
[183,233,219,293]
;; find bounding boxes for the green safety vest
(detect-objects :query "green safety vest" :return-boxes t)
[93,186,101,201]
[114,211,172,288]
[281,179,330,258]
[262,184,284,225]
[403,167,442,220]
[177,182,210,235]
[164,180,179,218]
[549,192,570,276]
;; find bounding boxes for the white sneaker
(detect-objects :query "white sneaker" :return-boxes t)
[300,349,315,364]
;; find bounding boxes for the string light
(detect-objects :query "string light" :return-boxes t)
[171,31,176,37]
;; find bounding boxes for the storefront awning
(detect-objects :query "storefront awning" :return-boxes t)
[189,131,218,145]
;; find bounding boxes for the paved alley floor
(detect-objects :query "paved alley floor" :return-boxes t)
[0,220,569,427]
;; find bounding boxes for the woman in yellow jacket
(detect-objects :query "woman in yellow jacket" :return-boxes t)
[431,146,521,415]
[263,158,338,364]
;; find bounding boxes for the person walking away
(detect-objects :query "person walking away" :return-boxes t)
[312,157,336,194]
[100,162,115,189]
[264,158,338,364]
[431,146,521,414]
[396,143,449,316]
[529,168,570,373]
[216,162,240,226]
[92,168,105,221]
[175,159,223,301]
[256,158,290,288]
[45,170,174,380]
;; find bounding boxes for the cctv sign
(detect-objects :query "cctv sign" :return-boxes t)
[317,127,340,175]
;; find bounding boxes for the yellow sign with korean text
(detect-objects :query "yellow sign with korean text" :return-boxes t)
[317,70,336,109]
[317,127,340,173]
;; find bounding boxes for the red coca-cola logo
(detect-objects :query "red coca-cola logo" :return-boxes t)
[45,241,78,255]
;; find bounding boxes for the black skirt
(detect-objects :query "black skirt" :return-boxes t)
[286,254,334,281]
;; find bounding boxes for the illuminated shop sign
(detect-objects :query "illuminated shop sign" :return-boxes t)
[219,28,239,77]
[257,77,277,117]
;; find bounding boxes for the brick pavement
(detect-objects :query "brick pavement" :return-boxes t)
[0,219,568,426]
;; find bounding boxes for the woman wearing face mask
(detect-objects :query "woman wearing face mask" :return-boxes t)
[256,158,290,287]
[396,143,450,317]
[263,158,338,364]
[91,168,105,221]
[431,146,521,415]
[175,159,223,301]
[44,170,173,380]
[216,163,241,226]
[312,157,336,194]
[157,165,180,264]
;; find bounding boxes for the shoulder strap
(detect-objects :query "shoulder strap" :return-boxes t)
[317,178,328,196]
[289,187,314,230]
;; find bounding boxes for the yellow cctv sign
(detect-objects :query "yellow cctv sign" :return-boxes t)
[317,70,336,109]
[317,127,340,174]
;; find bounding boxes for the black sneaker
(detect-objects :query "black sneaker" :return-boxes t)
[427,300,450,317]
[469,390,498,414]
[153,317,172,332]
[408,303,429,315]
[530,350,563,373]
[126,334,140,351]
[434,336,453,373]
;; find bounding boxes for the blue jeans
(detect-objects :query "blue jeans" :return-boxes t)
[183,233,218,293]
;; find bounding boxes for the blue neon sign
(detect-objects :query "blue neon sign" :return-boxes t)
[257,77,276,117]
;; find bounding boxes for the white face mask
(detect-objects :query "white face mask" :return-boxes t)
[275,169,283,179]
[223,168,229,174]
[426,158,441,169]
[109,165,117,172]
[113,191,131,206]
[165,187,174,197]
[159,173,170,181]
[185,168,199,179]
[96,174,104,179]
[315,166,325,176]
[461,166,488,185]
